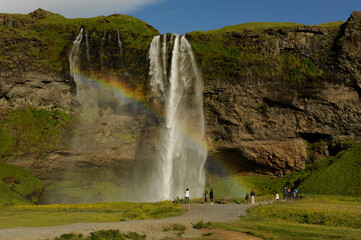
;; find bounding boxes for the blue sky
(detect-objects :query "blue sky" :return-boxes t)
[133,0,361,33]
[1,0,360,34]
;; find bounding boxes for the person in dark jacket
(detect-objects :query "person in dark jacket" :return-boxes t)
[250,190,255,204]
[210,189,214,204]
[283,187,287,200]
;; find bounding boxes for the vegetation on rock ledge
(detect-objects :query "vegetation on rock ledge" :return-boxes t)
[0,106,73,157]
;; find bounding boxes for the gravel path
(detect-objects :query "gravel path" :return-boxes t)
[0,203,256,240]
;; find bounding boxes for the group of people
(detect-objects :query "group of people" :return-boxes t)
[183,188,214,204]
[204,189,214,204]
[282,186,299,199]
[275,187,300,202]
[246,187,300,204]
[184,186,299,204]
[244,190,256,204]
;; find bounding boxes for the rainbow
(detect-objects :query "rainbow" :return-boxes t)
[74,69,248,198]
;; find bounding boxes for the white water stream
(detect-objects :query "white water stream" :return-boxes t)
[149,34,207,200]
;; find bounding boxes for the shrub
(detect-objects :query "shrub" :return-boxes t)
[193,220,212,229]
[90,230,125,240]
[55,233,84,240]
[55,230,146,240]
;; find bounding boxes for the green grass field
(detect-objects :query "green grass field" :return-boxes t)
[0,201,184,229]
[211,196,361,240]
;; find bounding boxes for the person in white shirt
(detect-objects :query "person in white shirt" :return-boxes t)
[184,188,190,203]
[276,192,280,202]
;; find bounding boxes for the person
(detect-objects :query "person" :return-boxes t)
[204,191,208,203]
[293,189,298,199]
[210,189,214,204]
[245,192,249,204]
[276,192,280,202]
[184,188,190,204]
[283,187,287,200]
[250,190,255,204]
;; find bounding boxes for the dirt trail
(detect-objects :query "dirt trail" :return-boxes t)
[0,203,263,240]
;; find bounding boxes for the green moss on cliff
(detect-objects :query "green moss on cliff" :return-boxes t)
[0,106,73,157]
[0,162,44,205]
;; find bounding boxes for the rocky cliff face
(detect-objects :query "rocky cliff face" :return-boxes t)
[1,10,360,181]
[189,12,361,174]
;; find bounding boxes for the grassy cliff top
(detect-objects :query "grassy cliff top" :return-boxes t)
[190,21,345,35]
[208,22,303,33]
[0,8,158,35]
[0,9,159,74]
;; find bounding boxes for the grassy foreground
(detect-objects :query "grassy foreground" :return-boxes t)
[0,201,184,229]
[211,196,361,240]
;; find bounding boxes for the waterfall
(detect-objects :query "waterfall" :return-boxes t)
[69,29,98,114]
[85,32,90,62]
[149,34,207,200]
[117,31,123,54]
[69,28,83,80]
[68,29,206,202]
[149,35,165,98]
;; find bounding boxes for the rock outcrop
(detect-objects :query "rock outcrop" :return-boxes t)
[0,72,73,110]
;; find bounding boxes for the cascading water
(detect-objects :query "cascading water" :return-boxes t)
[67,29,206,203]
[69,29,99,117]
[85,32,90,62]
[117,31,123,54]
[68,29,100,154]
[69,28,83,80]
[148,34,207,200]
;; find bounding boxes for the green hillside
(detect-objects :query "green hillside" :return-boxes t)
[300,142,361,195]
[0,162,44,205]
[208,142,361,198]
